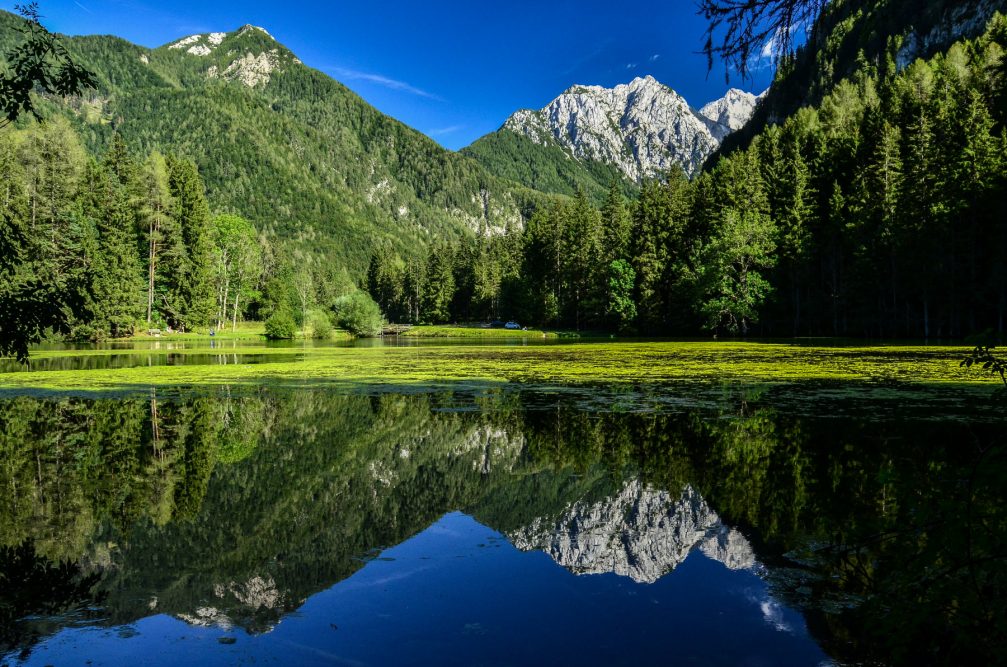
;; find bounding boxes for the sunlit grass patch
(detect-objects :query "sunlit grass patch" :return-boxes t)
[400,325,560,338]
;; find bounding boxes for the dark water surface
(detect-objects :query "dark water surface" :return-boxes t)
[0,382,1004,666]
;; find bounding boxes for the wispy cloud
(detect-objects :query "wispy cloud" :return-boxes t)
[649,54,660,62]
[428,125,464,136]
[626,63,637,69]
[760,36,776,59]
[73,0,93,13]
[326,67,443,101]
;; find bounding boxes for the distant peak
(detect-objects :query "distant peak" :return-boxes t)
[560,75,667,98]
[237,24,274,39]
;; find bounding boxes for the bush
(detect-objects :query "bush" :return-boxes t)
[333,292,383,337]
[264,310,296,339]
[309,309,333,339]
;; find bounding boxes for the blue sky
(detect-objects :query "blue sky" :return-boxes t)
[5,0,775,150]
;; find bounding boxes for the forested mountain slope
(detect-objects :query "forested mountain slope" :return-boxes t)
[0,12,543,276]
[711,0,1007,163]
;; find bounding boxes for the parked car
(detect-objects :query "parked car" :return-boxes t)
[490,320,505,328]
[504,321,521,330]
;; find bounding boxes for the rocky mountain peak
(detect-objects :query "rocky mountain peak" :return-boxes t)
[698,88,767,139]
[162,24,300,88]
[500,76,761,180]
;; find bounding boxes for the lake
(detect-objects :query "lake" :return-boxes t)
[0,340,1004,666]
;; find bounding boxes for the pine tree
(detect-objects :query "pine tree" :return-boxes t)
[167,156,215,330]
[422,242,456,323]
[84,160,144,337]
[600,180,632,263]
[631,169,691,332]
[564,189,604,328]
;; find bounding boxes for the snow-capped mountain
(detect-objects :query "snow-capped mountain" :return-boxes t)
[499,76,764,180]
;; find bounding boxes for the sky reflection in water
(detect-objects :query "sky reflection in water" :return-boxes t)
[12,512,827,667]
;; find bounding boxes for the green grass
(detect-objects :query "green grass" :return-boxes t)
[0,340,998,395]
[400,325,561,338]
[121,321,355,342]
[130,321,268,341]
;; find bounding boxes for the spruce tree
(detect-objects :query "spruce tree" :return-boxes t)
[84,160,144,337]
[167,156,215,330]
[600,180,632,263]
[422,242,456,323]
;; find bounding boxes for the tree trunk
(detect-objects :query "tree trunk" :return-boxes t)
[147,228,156,326]
[923,298,930,340]
[221,281,229,332]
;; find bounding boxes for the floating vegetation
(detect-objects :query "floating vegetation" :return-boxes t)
[0,341,995,399]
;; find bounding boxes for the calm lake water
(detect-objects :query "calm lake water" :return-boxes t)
[1,343,1005,666]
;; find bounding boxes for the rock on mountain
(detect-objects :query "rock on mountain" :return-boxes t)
[162,25,303,87]
[495,76,764,181]
[509,480,756,583]
[699,88,768,141]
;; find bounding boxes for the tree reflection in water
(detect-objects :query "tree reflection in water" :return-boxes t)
[0,386,1003,664]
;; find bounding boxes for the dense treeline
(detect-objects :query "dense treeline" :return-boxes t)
[368,17,1007,338]
[0,117,393,343]
[0,119,271,339]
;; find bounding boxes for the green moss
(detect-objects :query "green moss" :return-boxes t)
[0,341,996,395]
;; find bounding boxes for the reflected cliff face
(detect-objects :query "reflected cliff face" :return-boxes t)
[511,481,755,583]
[0,387,1005,666]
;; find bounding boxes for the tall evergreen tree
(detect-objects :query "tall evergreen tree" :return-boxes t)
[84,159,144,337]
[167,156,215,330]
[600,180,632,264]
[422,242,456,323]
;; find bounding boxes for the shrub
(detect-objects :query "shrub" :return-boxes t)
[264,310,296,339]
[309,309,333,339]
[333,292,383,337]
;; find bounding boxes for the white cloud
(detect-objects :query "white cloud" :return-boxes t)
[428,125,464,136]
[760,37,776,59]
[626,63,637,69]
[760,599,793,633]
[327,67,443,101]
[649,54,660,62]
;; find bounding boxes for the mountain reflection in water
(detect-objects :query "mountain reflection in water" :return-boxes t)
[0,387,1004,666]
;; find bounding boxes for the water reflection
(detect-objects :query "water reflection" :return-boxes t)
[0,388,1004,665]
[511,481,756,582]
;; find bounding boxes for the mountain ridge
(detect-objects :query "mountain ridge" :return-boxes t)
[463,75,764,199]
[498,75,763,180]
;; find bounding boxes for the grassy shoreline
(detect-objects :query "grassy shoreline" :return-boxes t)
[394,325,615,339]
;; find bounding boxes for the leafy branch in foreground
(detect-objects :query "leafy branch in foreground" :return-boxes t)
[0,2,97,127]
[698,0,830,80]
[961,345,1007,389]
